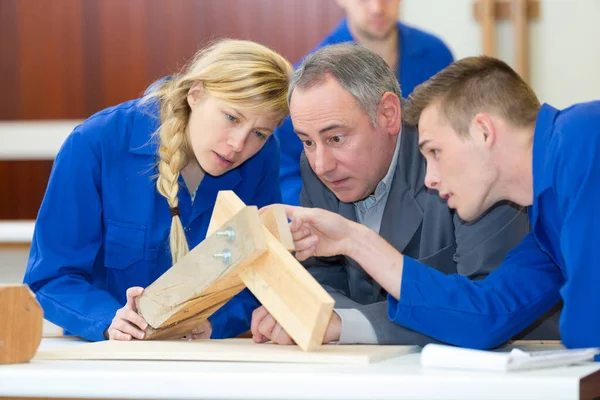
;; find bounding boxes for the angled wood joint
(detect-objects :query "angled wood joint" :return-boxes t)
[137,192,334,351]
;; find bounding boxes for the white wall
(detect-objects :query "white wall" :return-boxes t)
[402,0,600,108]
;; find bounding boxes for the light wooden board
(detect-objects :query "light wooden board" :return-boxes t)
[0,285,43,364]
[136,206,267,338]
[258,205,295,251]
[33,338,417,365]
[207,191,335,352]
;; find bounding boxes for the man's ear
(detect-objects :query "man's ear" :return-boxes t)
[187,82,204,108]
[472,113,497,149]
[378,92,402,136]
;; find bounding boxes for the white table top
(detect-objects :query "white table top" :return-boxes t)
[0,338,599,400]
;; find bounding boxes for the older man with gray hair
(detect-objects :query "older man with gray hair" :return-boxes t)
[250,43,559,345]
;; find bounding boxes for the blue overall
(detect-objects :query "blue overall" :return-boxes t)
[24,95,282,341]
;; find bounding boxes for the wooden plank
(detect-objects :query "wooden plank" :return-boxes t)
[136,206,267,338]
[479,0,496,56]
[207,191,335,352]
[33,338,417,365]
[474,0,539,21]
[258,205,295,251]
[0,285,43,364]
[512,0,529,82]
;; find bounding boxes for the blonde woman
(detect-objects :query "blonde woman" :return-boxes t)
[24,39,292,342]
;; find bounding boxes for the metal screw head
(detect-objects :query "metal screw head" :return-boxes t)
[215,227,236,241]
[213,249,232,265]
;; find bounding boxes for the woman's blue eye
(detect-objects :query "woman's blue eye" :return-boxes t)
[254,131,267,140]
[226,114,238,123]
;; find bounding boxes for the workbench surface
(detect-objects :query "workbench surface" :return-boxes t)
[1,338,599,400]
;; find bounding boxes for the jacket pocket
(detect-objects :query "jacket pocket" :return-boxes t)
[104,219,146,270]
[417,244,457,275]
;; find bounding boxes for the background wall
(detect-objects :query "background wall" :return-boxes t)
[0,0,344,120]
[1,0,599,221]
[402,0,600,108]
[0,0,344,220]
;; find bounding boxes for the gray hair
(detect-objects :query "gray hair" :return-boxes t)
[288,43,401,126]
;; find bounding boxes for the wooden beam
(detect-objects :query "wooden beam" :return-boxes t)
[0,285,43,364]
[474,0,539,21]
[207,191,335,352]
[512,0,530,81]
[480,0,497,56]
[258,205,295,252]
[136,206,268,339]
[34,338,415,365]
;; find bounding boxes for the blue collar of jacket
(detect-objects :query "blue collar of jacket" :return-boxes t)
[532,103,560,197]
[321,17,429,59]
[128,99,161,156]
[129,77,173,156]
[529,103,560,229]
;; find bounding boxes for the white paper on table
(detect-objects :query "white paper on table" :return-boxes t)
[420,343,600,372]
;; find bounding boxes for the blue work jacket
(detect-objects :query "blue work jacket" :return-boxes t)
[24,96,282,341]
[276,18,454,205]
[388,101,600,361]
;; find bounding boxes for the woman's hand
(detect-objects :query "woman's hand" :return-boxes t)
[106,287,148,340]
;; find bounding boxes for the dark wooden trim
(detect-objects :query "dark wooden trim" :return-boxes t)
[0,160,53,220]
[580,368,600,400]
[0,243,31,249]
[0,0,19,120]
[82,0,104,117]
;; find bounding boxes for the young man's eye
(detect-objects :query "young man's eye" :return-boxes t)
[225,113,238,123]
[303,140,314,148]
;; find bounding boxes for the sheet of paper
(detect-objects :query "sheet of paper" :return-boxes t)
[421,343,600,372]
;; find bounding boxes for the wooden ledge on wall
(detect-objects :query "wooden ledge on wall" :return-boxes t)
[0,221,35,249]
[474,0,540,21]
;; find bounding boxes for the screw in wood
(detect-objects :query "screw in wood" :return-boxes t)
[215,227,236,241]
[213,249,232,265]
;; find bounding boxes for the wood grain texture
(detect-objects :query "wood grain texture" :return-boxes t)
[1,0,345,220]
[1,0,344,120]
[0,160,53,220]
[512,0,529,82]
[0,0,18,120]
[136,206,267,338]
[33,338,417,365]
[479,0,496,56]
[259,205,295,252]
[0,285,43,364]
[474,0,539,21]
[208,191,335,352]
